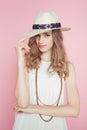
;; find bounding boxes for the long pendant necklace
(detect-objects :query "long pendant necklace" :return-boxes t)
[35,68,63,122]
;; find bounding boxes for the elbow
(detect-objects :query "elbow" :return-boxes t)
[73,103,80,117]
[67,103,80,117]
[68,100,80,117]
[73,108,80,117]
[71,105,80,117]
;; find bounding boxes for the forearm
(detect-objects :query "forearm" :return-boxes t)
[34,104,79,117]
[15,59,29,107]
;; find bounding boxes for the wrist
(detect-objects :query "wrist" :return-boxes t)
[31,104,39,114]
[18,59,25,68]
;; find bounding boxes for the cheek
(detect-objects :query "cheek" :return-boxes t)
[48,39,54,47]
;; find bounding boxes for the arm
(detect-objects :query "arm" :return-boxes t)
[35,63,80,117]
[15,38,30,108]
[15,63,80,117]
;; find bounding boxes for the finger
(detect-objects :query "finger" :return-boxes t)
[13,103,18,109]
[14,106,20,112]
[16,38,29,47]
[21,44,30,51]
[13,105,18,110]
[14,43,25,50]
[18,38,27,43]
[18,37,29,43]
[13,103,21,111]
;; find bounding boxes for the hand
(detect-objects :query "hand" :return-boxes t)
[15,37,30,50]
[13,103,36,114]
[15,37,30,58]
[15,37,31,66]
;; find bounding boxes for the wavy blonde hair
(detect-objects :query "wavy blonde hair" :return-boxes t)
[25,29,69,79]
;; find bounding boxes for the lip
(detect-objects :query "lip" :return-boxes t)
[39,44,46,48]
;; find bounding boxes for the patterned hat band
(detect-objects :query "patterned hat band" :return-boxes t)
[32,22,61,30]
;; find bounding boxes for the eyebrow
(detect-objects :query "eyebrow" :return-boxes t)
[44,31,52,33]
[35,31,52,37]
[42,31,52,35]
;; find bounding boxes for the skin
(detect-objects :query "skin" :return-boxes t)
[35,31,53,61]
[14,31,80,117]
[14,38,30,107]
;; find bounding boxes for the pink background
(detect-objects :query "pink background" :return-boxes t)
[0,0,87,130]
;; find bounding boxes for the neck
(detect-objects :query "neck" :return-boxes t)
[41,50,52,62]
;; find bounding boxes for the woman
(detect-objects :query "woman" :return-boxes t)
[13,11,80,130]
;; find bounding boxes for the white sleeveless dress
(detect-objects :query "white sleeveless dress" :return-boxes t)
[13,60,68,130]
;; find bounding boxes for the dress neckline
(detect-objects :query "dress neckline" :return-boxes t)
[41,59,51,63]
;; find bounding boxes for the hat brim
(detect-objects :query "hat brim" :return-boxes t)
[24,27,71,38]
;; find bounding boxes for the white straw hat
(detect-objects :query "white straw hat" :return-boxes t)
[24,11,71,38]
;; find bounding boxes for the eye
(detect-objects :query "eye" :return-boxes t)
[44,33,51,37]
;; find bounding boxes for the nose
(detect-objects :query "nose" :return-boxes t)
[39,35,44,44]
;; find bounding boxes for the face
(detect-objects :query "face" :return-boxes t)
[35,31,54,53]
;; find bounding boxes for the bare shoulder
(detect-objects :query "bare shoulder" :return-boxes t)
[68,61,76,76]
[68,61,75,69]
[66,62,77,86]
